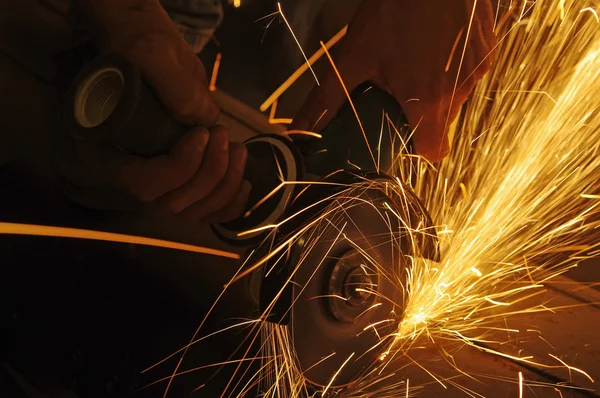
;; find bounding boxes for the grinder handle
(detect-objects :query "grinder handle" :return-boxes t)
[64,53,188,157]
[63,53,304,246]
[64,53,276,202]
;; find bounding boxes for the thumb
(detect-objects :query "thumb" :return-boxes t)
[291,52,366,133]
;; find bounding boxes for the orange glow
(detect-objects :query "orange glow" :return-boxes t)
[260,26,348,112]
[209,52,222,92]
[0,222,239,259]
[268,99,293,125]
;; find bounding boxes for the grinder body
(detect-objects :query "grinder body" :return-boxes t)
[62,53,439,391]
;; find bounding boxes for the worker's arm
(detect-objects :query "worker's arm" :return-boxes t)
[292,0,498,162]
[57,0,250,222]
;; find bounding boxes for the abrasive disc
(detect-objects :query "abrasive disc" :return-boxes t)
[291,183,415,388]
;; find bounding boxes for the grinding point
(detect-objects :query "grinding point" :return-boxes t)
[286,175,438,388]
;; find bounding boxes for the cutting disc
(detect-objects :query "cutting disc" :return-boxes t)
[290,178,433,388]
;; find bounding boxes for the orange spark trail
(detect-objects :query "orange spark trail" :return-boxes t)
[519,372,523,398]
[260,26,348,112]
[320,41,378,171]
[0,222,239,259]
[277,2,319,85]
[444,0,479,142]
[209,52,222,92]
[268,99,293,125]
[445,27,465,72]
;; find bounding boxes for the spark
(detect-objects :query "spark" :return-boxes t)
[487,89,558,104]
[445,0,479,144]
[322,352,355,396]
[312,109,330,131]
[161,251,259,397]
[347,159,362,170]
[0,222,238,259]
[538,335,556,350]
[269,118,294,125]
[209,52,222,92]
[579,7,599,22]
[320,41,377,170]
[445,27,466,72]
[268,99,293,125]
[519,372,524,398]
[142,251,258,380]
[260,26,347,112]
[519,0,529,20]
[142,319,260,374]
[548,354,595,382]
[277,2,319,85]
[484,298,510,306]
[459,183,468,199]
[282,130,322,139]
[405,354,447,388]
[138,356,267,392]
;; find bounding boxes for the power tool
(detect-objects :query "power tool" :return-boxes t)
[62,53,439,390]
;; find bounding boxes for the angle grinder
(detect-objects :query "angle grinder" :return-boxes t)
[62,53,439,390]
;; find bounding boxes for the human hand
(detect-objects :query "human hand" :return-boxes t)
[292,0,497,161]
[80,0,219,126]
[62,0,250,221]
[58,124,251,223]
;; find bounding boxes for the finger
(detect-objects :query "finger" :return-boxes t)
[162,125,231,213]
[416,55,475,163]
[178,141,248,221]
[402,100,450,163]
[291,45,372,133]
[475,20,496,77]
[203,181,253,223]
[80,127,210,203]
[450,52,477,129]
[458,38,479,93]
[477,0,496,35]
[476,0,498,62]
[140,48,220,127]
